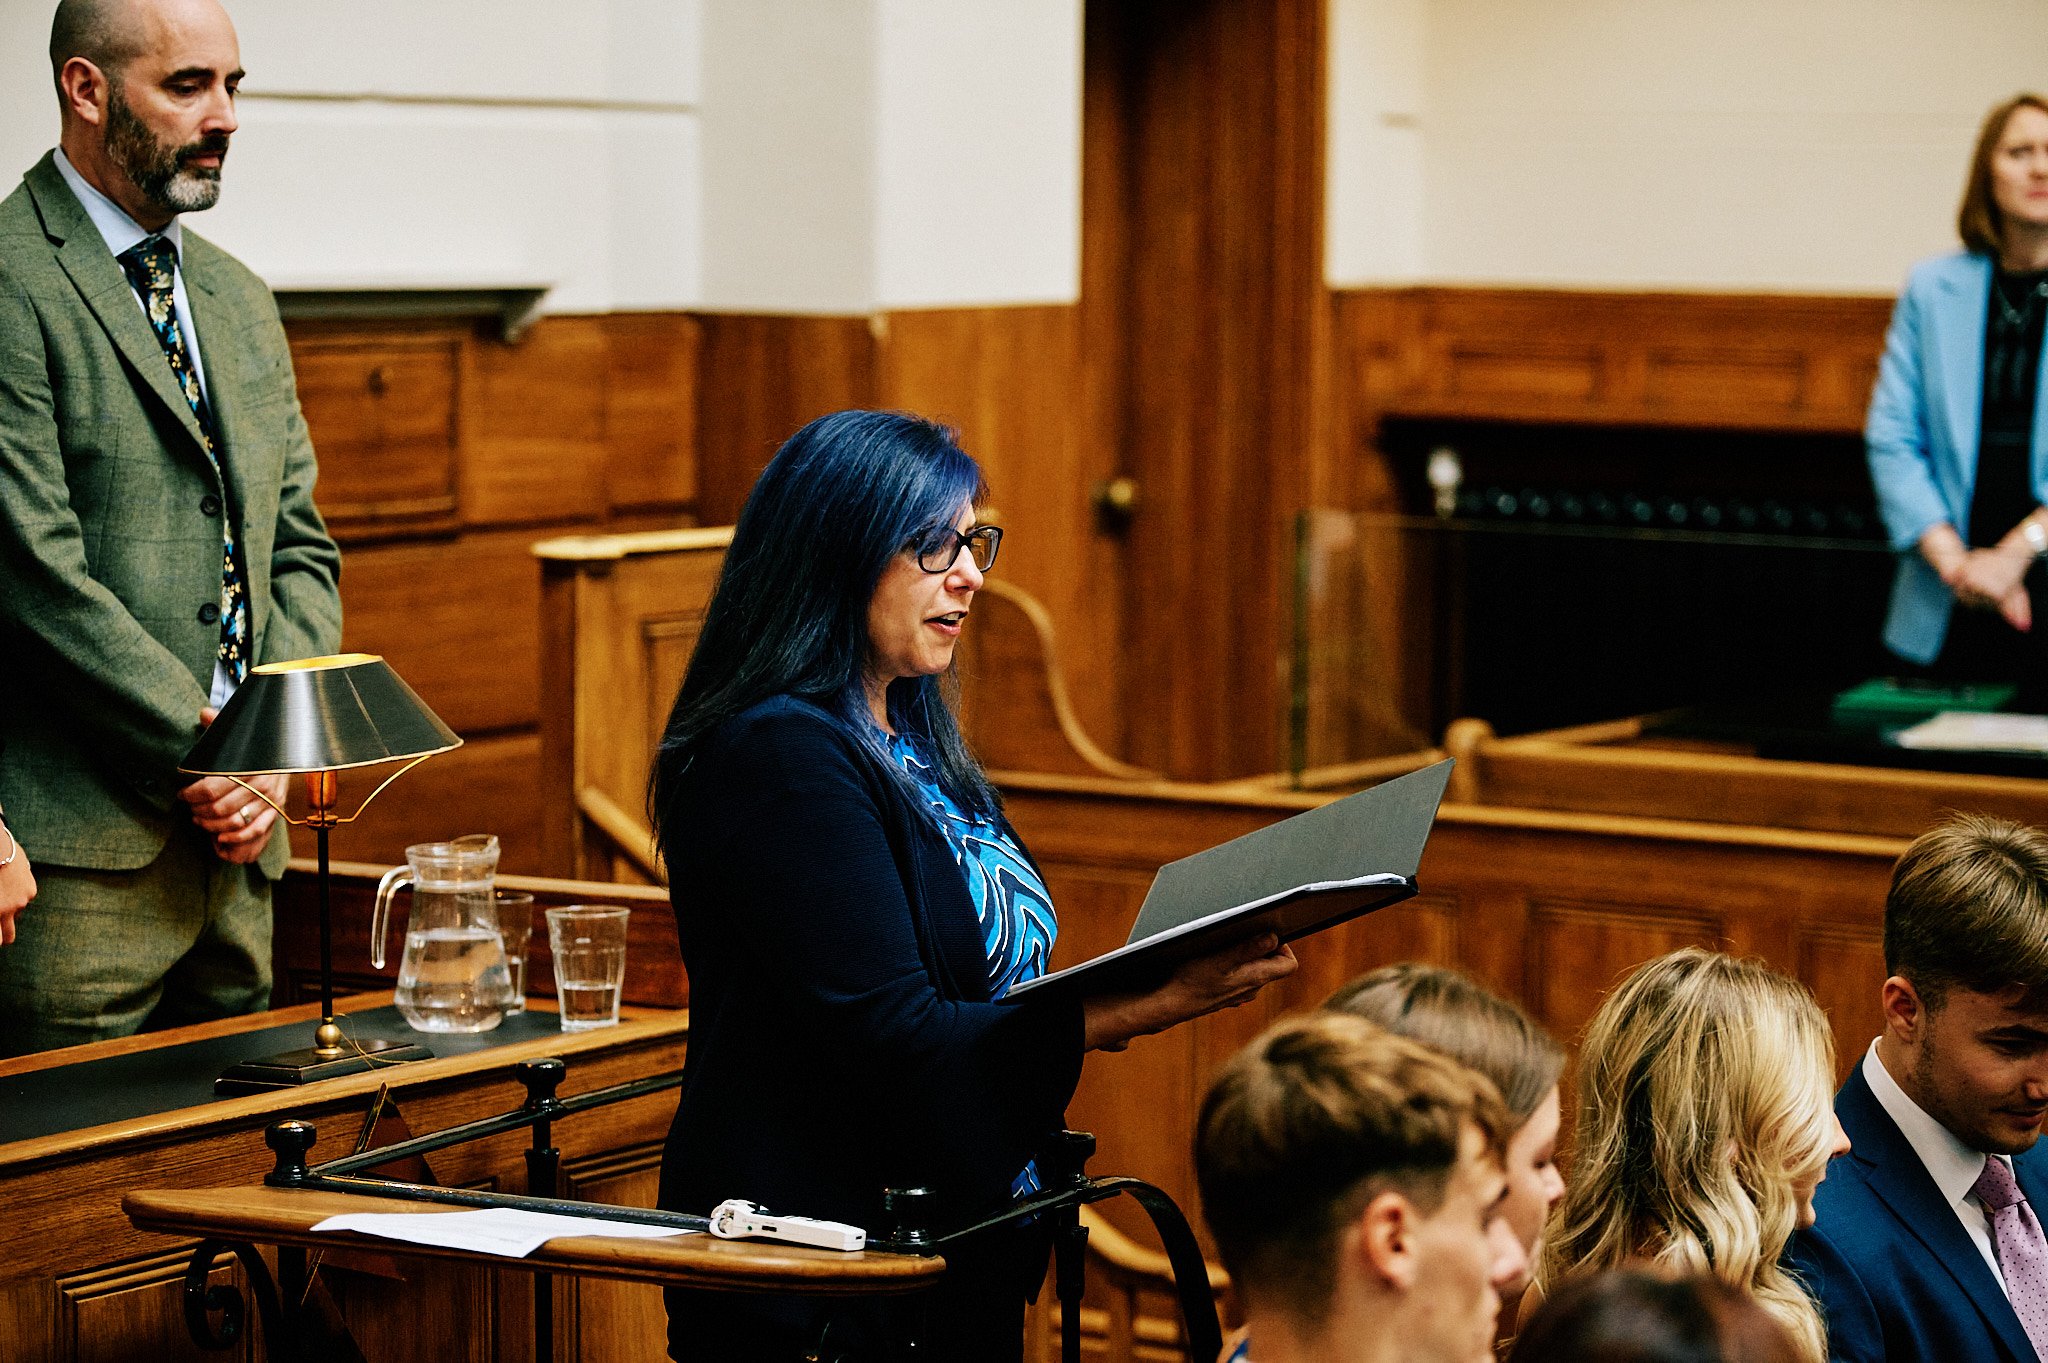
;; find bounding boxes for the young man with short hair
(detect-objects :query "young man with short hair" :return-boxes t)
[1196,1010,1527,1363]
[1791,812,2048,1362]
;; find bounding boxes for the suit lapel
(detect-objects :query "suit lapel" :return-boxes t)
[1929,253,1991,511]
[25,156,216,468]
[1839,1065,2038,1362]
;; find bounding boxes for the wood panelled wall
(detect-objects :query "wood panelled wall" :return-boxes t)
[287,304,1125,871]
[1328,288,1898,517]
[289,284,1905,870]
[280,0,1912,862]
[1312,286,1899,763]
[1083,0,1328,781]
[997,774,1903,1258]
[280,315,698,874]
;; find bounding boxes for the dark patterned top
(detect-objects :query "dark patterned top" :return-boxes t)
[887,732,1056,999]
[890,730,1059,1199]
[1970,267,2048,547]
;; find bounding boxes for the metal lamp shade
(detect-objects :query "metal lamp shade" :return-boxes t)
[180,653,461,776]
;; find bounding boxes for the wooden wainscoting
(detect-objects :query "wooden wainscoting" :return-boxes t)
[281,313,700,875]
[1311,285,1900,759]
[534,528,733,883]
[997,771,1901,1258]
[1328,288,1896,488]
[1081,0,1328,782]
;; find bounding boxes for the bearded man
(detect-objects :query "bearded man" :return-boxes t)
[0,0,340,1055]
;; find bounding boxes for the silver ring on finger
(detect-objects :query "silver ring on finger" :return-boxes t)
[239,806,255,826]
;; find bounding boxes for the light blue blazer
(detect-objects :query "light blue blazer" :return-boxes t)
[1870,251,2048,664]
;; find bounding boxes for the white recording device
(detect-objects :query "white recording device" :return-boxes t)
[707,1199,867,1252]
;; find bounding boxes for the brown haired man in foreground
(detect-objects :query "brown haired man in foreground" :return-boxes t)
[1791,813,2048,1363]
[1196,1011,1527,1363]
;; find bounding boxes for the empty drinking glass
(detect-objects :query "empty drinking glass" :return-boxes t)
[494,892,536,1014]
[546,905,630,1031]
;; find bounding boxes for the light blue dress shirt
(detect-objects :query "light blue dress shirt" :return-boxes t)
[1868,251,2048,664]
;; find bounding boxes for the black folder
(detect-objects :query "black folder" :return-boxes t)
[1001,759,1453,1005]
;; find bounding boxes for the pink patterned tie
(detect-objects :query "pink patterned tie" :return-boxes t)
[1974,1154,2048,1356]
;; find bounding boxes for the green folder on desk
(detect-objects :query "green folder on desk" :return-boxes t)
[1831,678,2015,720]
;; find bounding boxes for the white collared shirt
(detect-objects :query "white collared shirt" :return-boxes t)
[1862,1037,2009,1291]
[53,147,234,707]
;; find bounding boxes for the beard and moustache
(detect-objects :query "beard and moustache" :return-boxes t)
[104,80,229,216]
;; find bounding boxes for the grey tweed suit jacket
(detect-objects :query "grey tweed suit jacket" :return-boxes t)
[0,151,341,876]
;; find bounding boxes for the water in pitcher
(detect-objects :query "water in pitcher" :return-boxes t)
[374,836,513,1034]
[396,923,511,1031]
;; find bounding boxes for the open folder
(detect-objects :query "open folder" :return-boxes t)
[1001,760,1453,1005]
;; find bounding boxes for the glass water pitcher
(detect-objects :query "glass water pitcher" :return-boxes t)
[372,834,512,1033]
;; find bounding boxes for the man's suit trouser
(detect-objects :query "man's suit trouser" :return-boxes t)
[0,827,270,1057]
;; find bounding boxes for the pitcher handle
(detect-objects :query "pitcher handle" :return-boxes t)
[371,865,414,970]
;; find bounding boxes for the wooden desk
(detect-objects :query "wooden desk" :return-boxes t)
[125,1184,942,1301]
[1443,712,2048,838]
[0,995,688,1363]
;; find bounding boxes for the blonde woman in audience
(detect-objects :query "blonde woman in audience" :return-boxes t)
[1325,964,1566,1304]
[1538,949,1850,1363]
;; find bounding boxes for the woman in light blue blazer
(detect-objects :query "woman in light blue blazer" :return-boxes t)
[1871,93,2048,677]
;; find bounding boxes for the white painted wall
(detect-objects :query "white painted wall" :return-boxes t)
[4,0,1081,315]
[1328,0,2048,293]
[697,0,1082,312]
[872,0,1082,309]
[697,0,877,314]
[0,0,701,313]
[1326,0,1426,284]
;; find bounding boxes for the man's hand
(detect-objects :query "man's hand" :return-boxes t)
[0,818,33,945]
[177,707,291,863]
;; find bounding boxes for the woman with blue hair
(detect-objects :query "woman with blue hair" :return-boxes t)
[650,409,1295,1360]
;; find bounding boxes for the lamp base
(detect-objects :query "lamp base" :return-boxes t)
[214,1037,434,1095]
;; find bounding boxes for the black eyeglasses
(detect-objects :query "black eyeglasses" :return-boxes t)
[911,524,1002,574]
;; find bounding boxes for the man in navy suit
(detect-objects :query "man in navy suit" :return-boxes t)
[1791,813,2048,1362]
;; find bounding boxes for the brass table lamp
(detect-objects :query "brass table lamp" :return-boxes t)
[180,653,462,1093]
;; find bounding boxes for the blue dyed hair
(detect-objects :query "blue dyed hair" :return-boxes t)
[649,409,998,837]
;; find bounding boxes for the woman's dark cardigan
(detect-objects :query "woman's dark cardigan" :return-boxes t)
[656,696,1087,1343]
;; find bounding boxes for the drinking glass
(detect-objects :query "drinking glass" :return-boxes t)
[494,892,536,1014]
[546,905,630,1031]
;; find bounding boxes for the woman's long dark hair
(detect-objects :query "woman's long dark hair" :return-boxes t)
[648,409,998,841]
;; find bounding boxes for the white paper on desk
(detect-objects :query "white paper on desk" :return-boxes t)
[311,1208,698,1258]
[1894,711,2048,753]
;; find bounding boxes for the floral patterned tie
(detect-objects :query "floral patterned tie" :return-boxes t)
[1973,1154,2048,1358]
[116,234,249,683]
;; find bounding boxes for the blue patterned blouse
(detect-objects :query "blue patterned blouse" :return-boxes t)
[890,732,1059,1198]
[887,732,1057,999]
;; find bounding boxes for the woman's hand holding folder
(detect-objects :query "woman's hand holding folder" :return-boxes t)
[1080,933,1298,1053]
